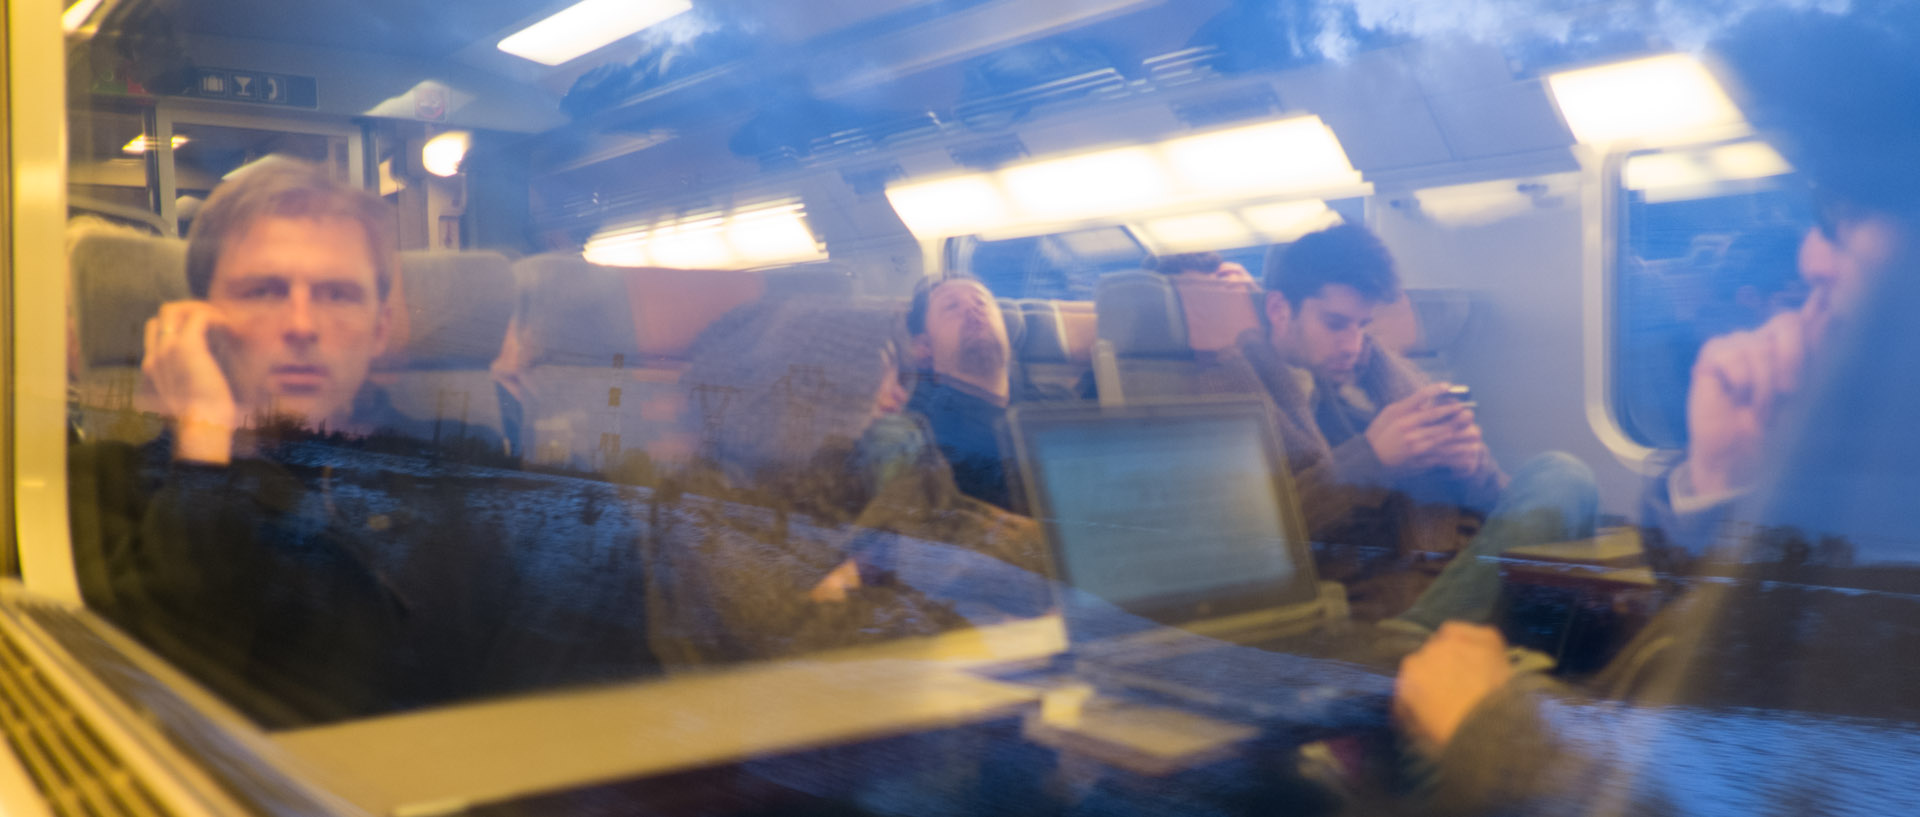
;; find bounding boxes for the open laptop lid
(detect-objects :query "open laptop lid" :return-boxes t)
[1006,398,1318,636]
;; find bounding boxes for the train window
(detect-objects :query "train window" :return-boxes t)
[957,226,1148,299]
[70,107,165,232]
[1613,141,1810,449]
[22,2,1920,816]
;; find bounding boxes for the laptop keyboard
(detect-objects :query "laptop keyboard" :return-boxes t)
[1084,642,1395,729]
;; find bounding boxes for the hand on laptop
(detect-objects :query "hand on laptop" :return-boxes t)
[1394,622,1513,749]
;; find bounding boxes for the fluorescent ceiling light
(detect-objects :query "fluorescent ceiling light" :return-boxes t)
[1412,180,1540,227]
[1622,153,1714,191]
[1136,213,1255,253]
[886,115,1365,241]
[1239,200,1341,241]
[1624,140,1792,203]
[1133,201,1341,254]
[646,219,732,269]
[421,131,472,178]
[999,147,1169,224]
[1161,117,1361,197]
[886,176,1014,240]
[498,0,693,66]
[1707,141,1791,180]
[1548,53,1745,146]
[121,135,189,154]
[63,0,106,33]
[726,205,821,266]
[585,205,824,270]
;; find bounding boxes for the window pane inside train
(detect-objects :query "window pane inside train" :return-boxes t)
[35,1,1920,815]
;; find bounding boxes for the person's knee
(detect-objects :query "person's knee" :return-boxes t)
[1509,451,1599,516]
[1516,451,1595,491]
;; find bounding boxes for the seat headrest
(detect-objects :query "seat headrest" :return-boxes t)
[510,255,772,366]
[996,298,1028,350]
[1172,277,1261,352]
[1404,288,1474,356]
[386,251,515,368]
[1370,293,1421,357]
[1018,300,1067,362]
[71,226,189,368]
[1095,271,1188,358]
[512,254,646,366]
[1056,301,1097,364]
[628,266,767,359]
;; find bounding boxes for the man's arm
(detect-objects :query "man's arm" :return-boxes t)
[1398,623,1678,816]
[1639,310,1813,557]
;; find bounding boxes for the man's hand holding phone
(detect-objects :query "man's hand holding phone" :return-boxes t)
[142,301,239,465]
[1367,382,1487,475]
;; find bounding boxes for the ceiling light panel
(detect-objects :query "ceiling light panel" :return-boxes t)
[1547,53,1746,146]
[885,176,1016,240]
[585,205,825,270]
[1161,117,1360,197]
[999,147,1169,224]
[498,0,693,66]
[121,135,189,154]
[886,116,1366,241]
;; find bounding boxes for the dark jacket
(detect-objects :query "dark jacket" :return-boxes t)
[67,389,655,727]
[641,415,1055,669]
[1196,331,1507,620]
[905,372,1076,514]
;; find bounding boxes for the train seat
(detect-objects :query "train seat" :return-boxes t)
[1174,276,1264,353]
[372,250,516,453]
[1092,271,1259,405]
[1373,288,1475,381]
[68,224,188,444]
[502,255,781,472]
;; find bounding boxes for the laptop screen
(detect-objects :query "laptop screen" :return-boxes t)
[1025,409,1306,613]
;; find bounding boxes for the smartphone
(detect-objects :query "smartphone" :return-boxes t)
[1435,384,1477,412]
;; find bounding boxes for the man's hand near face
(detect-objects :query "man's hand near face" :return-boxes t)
[1367,383,1487,475]
[1686,310,1810,497]
[142,301,240,465]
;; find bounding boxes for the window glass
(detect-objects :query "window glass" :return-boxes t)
[39,2,1920,815]
[1614,144,1812,449]
[69,107,163,232]
[961,226,1149,300]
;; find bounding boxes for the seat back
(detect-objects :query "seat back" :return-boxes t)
[504,256,789,471]
[70,226,189,444]
[1172,277,1262,353]
[1092,271,1227,404]
[1373,288,1474,381]
[375,250,516,451]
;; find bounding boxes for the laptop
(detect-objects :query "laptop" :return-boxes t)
[1005,398,1395,726]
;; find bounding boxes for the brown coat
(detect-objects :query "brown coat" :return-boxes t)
[1197,330,1507,620]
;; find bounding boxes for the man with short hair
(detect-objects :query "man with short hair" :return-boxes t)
[68,161,575,724]
[1206,223,1596,626]
[903,274,1057,512]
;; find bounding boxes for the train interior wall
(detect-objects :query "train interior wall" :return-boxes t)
[1372,174,1646,517]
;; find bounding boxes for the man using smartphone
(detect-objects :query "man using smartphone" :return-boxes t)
[1202,224,1596,628]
